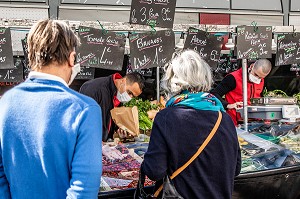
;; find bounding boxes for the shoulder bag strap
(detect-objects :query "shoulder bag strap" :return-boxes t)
[154,111,222,197]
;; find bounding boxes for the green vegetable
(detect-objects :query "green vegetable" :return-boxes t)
[293,92,300,107]
[124,98,160,130]
[263,88,288,98]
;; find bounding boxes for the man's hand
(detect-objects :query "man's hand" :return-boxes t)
[116,128,134,139]
[227,102,243,109]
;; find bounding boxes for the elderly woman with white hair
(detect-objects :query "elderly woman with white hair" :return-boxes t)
[141,50,241,199]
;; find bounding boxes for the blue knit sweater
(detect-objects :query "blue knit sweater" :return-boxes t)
[0,78,102,199]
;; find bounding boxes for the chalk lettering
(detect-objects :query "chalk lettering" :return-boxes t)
[83,34,105,44]
[134,55,151,69]
[278,41,297,49]
[245,32,259,41]
[137,37,163,50]
[0,56,6,63]
[161,8,172,21]
[190,35,207,46]
[153,46,164,64]
[260,33,269,40]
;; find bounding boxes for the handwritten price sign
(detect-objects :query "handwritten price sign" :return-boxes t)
[130,0,177,28]
[275,34,300,66]
[77,26,125,71]
[129,30,175,69]
[236,26,272,59]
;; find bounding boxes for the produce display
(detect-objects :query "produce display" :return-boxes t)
[100,122,300,191]
[294,92,300,107]
[263,88,300,108]
[240,123,300,173]
[263,88,289,98]
[124,98,160,131]
[100,93,300,191]
[101,141,154,191]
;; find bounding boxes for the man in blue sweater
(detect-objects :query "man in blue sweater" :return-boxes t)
[0,19,102,199]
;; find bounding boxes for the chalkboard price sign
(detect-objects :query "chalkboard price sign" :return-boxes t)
[0,27,14,69]
[275,34,300,66]
[236,26,272,59]
[129,30,175,69]
[129,0,177,28]
[184,28,223,69]
[0,57,24,82]
[75,66,95,80]
[77,26,125,71]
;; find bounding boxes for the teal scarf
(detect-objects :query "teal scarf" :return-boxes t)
[166,90,225,112]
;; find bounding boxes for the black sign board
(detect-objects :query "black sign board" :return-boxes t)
[184,28,223,69]
[236,26,272,59]
[129,0,177,28]
[77,26,125,71]
[129,30,175,69]
[0,27,14,69]
[75,66,95,80]
[275,34,300,66]
[216,58,239,73]
[0,57,24,82]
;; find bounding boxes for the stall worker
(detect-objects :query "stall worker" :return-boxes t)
[211,59,272,125]
[0,19,102,198]
[79,72,144,141]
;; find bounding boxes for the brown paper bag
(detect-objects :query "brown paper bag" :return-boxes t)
[110,106,139,137]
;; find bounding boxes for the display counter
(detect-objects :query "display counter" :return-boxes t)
[98,122,300,199]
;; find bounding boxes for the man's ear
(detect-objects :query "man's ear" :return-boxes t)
[68,51,76,67]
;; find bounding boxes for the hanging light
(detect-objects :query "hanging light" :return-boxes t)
[225,33,235,49]
[125,36,130,55]
[176,32,185,49]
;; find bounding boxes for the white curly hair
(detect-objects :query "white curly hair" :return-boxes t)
[161,49,213,99]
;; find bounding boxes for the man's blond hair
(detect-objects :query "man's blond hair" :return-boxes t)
[27,19,80,70]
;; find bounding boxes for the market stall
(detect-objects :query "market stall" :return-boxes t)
[98,116,300,198]
[1,2,300,197]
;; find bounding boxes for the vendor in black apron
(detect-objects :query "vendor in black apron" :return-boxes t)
[79,72,144,141]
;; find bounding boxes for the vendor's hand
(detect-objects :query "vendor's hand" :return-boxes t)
[116,128,134,139]
[227,102,243,109]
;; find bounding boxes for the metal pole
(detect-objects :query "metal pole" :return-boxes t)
[242,59,248,131]
[156,67,160,103]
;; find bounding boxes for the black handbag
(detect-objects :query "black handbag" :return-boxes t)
[135,111,222,199]
[134,168,184,199]
[134,168,154,199]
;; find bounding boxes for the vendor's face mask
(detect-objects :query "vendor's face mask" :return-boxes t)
[117,83,132,103]
[68,63,81,85]
[249,73,261,84]
[248,68,262,84]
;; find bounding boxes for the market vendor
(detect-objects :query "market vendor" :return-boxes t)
[211,59,272,125]
[79,72,144,141]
